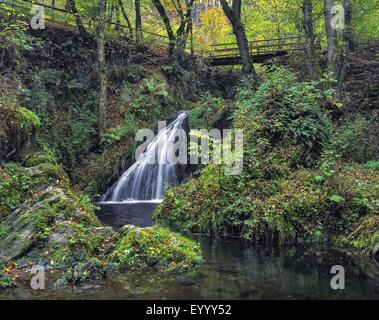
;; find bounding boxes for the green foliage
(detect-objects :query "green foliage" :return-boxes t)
[340,215,379,255]
[16,107,41,133]
[365,160,379,171]
[188,93,226,129]
[0,272,16,290]
[45,95,98,179]
[155,163,379,246]
[111,225,203,274]
[24,149,57,167]
[101,113,138,147]
[351,0,379,42]
[331,114,379,163]
[155,68,378,253]
[234,68,332,168]
[0,163,31,220]
[128,78,172,121]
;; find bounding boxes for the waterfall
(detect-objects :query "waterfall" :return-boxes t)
[102,112,188,203]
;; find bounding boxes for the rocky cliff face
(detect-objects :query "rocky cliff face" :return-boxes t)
[0,158,114,286]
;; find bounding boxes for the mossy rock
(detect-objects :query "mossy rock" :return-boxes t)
[0,162,115,285]
[0,95,40,162]
[111,225,203,274]
[24,151,58,167]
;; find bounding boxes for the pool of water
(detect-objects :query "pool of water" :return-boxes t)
[96,202,160,230]
[1,236,379,300]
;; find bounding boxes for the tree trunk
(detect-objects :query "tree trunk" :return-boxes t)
[324,0,338,76]
[233,19,253,75]
[115,1,121,31]
[175,0,195,57]
[152,0,176,53]
[118,0,133,38]
[135,0,142,43]
[302,0,319,81]
[67,0,88,39]
[337,0,352,90]
[220,0,256,78]
[98,0,107,137]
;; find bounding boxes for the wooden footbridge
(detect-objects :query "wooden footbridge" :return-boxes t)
[209,36,306,66]
[1,0,306,66]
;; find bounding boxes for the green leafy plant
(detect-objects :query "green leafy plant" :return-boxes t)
[101,113,138,146]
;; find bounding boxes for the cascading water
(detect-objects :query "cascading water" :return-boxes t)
[102,112,188,203]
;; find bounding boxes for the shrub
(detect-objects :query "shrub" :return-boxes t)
[0,272,16,290]
[234,67,332,168]
[124,77,172,121]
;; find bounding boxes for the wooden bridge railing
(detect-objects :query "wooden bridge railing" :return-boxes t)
[209,35,306,59]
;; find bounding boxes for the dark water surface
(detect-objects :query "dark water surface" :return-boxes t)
[1,238,378,300]
[96,202,159,230]
[1,203,378,300]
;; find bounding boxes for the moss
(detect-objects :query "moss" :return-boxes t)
[27,162,70,190]
[16,107,41,134]
[0,163,31,220]
[33,204,112,271]
[111,225,203,274]
[24,151,57,167]
[0,94,40,161]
